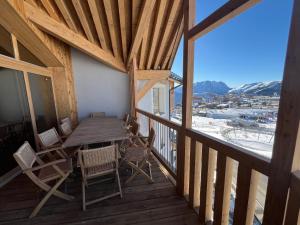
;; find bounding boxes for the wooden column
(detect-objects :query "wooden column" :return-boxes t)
[177,0,195,196]
[263,0,300,224]
[129,58,138,116]
[169,80,175,116]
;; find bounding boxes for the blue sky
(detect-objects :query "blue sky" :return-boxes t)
[171,0,294,88]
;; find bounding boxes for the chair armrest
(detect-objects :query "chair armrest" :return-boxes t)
[37,147,64,156]
[25,159,67,172]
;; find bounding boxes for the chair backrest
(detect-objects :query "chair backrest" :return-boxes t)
[130,121,139,136]
[61,117,72,127]
[147,128,156,148]
[90,112,106,118]
[14,141,37,170]
[60,121,72,136]
[38,127,61,148]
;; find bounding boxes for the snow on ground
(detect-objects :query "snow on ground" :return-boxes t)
[172,109,277,158]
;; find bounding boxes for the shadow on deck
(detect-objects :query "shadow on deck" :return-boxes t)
[0,157,200,225]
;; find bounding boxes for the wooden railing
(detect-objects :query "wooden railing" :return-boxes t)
[136,108,300,225]
[137,108,267,224]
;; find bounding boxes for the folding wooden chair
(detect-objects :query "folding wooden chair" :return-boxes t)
[38,127,68,159]
[123,128,156,184]
[119,120,142,154]
[90,112,106,118]
[13,141,74,218]
[78,145,122,210]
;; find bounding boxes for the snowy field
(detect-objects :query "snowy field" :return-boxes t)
[172,108,277,158]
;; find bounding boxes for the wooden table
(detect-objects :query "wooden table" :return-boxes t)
[63,117,129,148]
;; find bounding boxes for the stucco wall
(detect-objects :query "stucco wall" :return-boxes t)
[71,48,130,120]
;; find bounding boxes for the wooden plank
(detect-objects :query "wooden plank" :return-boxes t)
[87,0,109,51]
[103,0,122,59]
[188,0,260,41]
[213,153,227,225]
[24,2,126,72]
[0,0,62,67]
[153,0,181,69]
[136,70,170,80]
[40,0,60,21]
[188,139,196,208]
[233,164,252,225]
[193,142,202,208]
[263,0,300,224]
[130,58,138,116]
[206,148,217,222]
[127,0,156,67]
[54,0,78,32]
[72,0,96,43]
[117,0,128,61]
[131,0,142,38]
[245,171,260,225]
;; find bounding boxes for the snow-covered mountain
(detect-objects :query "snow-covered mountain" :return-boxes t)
[175,81,230,104]
[174,80,282,104]
[228,81,281,96]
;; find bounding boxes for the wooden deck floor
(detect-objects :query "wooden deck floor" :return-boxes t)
[0,157,200,225]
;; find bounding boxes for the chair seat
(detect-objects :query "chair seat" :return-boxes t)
[39,159,73,182]
[85,163,115,178]
[125,147,147,162]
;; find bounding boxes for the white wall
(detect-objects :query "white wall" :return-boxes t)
[71,48,130,120]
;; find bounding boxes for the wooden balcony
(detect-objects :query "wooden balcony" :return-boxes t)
[0,157,200,225]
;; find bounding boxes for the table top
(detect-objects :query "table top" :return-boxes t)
[63,117,129,148]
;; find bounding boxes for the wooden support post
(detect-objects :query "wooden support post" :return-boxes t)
[263,0,300,224]
[176,0,195,196]
[130,58,138,116]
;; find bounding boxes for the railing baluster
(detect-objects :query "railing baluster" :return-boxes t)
[233,164,252,225]
[245,170,260,225]
[189,139,196,208]
[199,144,209,224]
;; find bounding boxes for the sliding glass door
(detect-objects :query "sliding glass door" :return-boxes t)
[0,68,34,175]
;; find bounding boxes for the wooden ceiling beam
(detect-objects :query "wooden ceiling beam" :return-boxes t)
[136,70,170,80]
[136,79,160,102]
[0,0,62,66]
[40,0,60,21]
[103,0,122,59]
[146,0,168,69]
[72,0,96,43]
[127,0,156,67]
[167,20,183,69]
[24,2,126,72]
[54,0,78,32]
[188,0,260,41]
[87,0,109,51]
[117,0,128,62]
[162,16,183,69]
[153,0,181,69]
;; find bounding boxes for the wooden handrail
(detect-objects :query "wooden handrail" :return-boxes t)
[136,108,181,131]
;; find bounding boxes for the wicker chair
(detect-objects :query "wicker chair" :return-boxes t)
[123,128,155,184]
[90,112,106,118]
[38,127,68,159]
[13,141,74,218]
[60,121,72,138]
[78,145,122,210]
[61,117,72,128]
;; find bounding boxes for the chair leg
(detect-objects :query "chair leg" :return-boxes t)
[30,175,71,218]
[116,170,123,198]
[148,161,152,180]
[125,161,154,184]
[82,180,86,211]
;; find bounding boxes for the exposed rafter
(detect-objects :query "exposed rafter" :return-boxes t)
[72,0,95,43]
[127,0,156,67]
[87,0,109,51]
[117,0,129,61]
[54,0,78,32]
[40,0,60,21]
[24,2,126,72]
[154,0,181,69]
